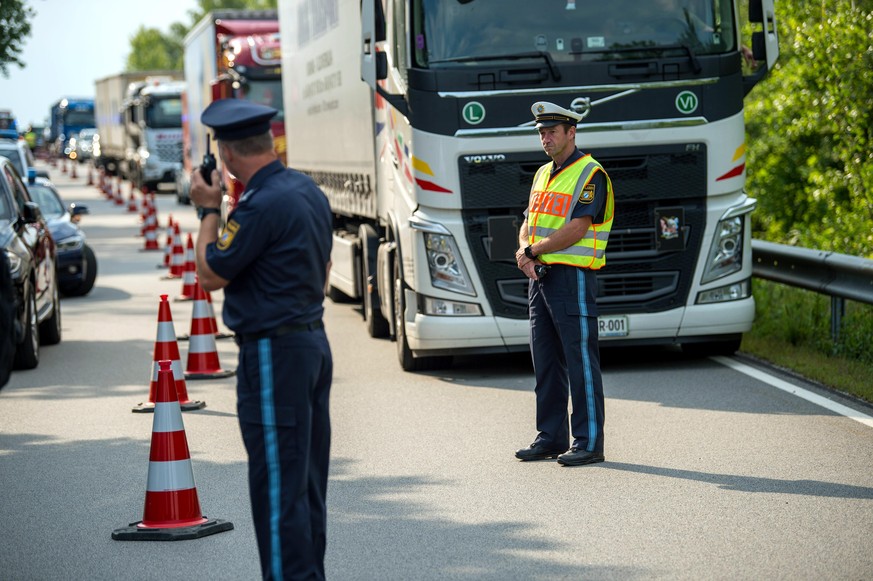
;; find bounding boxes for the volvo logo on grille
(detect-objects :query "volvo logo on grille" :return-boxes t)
[570,97,592,120]
[463,154,506,164]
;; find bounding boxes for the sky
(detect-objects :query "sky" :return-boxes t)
[0,0,199,128]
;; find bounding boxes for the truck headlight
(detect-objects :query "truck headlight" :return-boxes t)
[421,295,483,316]
[701,215,744,284]
[423,231,475,296]
[697,279,751,304]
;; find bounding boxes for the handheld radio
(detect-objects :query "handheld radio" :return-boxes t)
[199,135,216,185]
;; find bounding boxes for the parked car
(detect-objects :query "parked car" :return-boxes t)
[25,170,97,296]
[0,157,61,369]
[70,128,98,163]
[0,137,35,178]
[0,137,48,180]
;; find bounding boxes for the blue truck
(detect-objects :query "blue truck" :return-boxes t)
[49,98,95,158]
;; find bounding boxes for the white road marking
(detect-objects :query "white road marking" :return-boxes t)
[712,356,873,429]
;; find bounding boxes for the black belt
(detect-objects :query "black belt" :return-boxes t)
[234,321,324,344]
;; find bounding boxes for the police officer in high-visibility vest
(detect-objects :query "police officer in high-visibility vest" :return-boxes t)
[189,99,334,579]
[515,101,615,467]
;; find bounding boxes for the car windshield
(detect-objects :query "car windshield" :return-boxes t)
[0,148,24,177]
[27,183,66,219]
[413,0,736,66]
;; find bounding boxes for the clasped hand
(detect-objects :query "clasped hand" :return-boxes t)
[515,247,539,280]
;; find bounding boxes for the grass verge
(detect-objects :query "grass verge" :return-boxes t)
[740,280,873,404]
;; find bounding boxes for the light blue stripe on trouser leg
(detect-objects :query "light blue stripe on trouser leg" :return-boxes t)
[576,269,597,452]
[259,338,284,581]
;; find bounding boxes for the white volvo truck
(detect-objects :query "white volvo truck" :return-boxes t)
[278,0,779,371]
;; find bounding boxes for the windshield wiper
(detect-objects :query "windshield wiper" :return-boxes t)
[429,51,562,81]
[582,43,701,74]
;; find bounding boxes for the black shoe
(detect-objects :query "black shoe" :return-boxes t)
[556,448,605,466]
[515,443,566,461]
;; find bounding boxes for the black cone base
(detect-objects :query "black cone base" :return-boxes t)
[112,518,233,541]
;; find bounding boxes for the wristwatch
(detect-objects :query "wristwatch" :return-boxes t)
[197,207,221,220]
[524,245,537,260]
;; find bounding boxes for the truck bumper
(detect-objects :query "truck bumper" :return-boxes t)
[405,312,530,357]
[598,296,755,345]
[143,162,180,184]
[403,295,754,355]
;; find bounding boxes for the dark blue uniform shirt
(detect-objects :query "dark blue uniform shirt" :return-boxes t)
[205,160,333,334]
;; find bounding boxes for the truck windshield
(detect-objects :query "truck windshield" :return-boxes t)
[235,80,285,121]
[146,97,183,129]
[64,110,94,127]
[413,0,736,66]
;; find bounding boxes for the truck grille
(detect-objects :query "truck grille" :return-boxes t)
[154,141,182,163]
[458,144,707,319]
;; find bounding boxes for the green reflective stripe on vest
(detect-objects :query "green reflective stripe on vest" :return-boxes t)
[527,155,615,269]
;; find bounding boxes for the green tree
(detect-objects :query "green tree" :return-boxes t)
[0,0,35,77]
[126,27,178,71]
[745,1,873,258]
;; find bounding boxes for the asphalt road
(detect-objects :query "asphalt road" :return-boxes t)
[2,161,872,580]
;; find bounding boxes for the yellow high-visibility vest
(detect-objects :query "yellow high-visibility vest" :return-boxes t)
[527,154,615,269]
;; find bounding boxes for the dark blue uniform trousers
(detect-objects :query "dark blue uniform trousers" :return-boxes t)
[237,327,333,581]
[529,264,605,453]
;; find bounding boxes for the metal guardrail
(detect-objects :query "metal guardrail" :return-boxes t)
[751,239,873,341]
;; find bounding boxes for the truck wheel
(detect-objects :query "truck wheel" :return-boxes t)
[38,281,61,345]
[360,224,388,338]
[393,256,451,372]
[13,290,39,370]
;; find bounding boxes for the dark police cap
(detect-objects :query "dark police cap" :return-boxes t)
[201,99,278,141]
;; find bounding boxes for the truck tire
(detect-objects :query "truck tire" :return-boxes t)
[393,256,451,372]
[360,224,389,338]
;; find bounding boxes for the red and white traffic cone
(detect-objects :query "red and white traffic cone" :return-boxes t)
[175,234,197,301]
[70,162,78,179]
[161,223,184,280]
[133,295,205,413]
[87,166,94,186]
[113,359,232,541]
[184,280,234,380]
[114,178,125,206]
[127,188,138,213]
[140,215,160,251]
[159,215,174,269]
[205,289,234,340]
[139,195,150,236]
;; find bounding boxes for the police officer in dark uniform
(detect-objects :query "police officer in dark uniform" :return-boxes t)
[189,99,334,580]
[514,101,615,467]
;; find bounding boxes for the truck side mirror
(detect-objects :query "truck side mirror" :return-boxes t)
[749,0,763,22]
[376,52,388,81]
